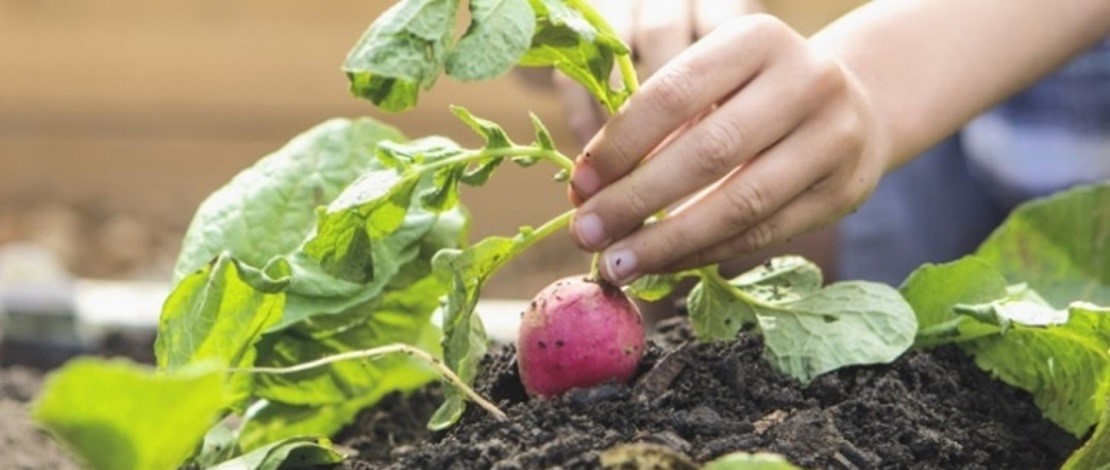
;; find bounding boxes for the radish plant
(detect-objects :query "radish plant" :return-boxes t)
[29,1,1110,469]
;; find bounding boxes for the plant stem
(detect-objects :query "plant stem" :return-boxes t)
[565,0,640,98]
[236,343,508,422]
[699,265,768,307]
[418,145,574,174]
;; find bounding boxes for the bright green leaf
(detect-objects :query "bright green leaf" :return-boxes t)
[976,183,1110,307]
[208,436,342,470]
[32,359,227,470]
[173,118,405,281]
[628,273,685,302]
[687,276,757,340]
[252,276,443,406]
[445,0,536,81]
[520,0,631,111]
[900,256,1010,347]
[961,302,1110,436]
[427,238,512,429]
[155,254,289,406]
[1063,393,1110,470]
[344,0,459,111]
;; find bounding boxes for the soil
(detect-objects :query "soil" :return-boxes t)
[334,318,1080,469]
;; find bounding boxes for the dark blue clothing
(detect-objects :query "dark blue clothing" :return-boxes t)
[838,38,1109,285]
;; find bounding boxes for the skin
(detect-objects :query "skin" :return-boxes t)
[565,0,1110,285]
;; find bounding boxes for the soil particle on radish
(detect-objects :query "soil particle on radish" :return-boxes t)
[334,318,1079,469]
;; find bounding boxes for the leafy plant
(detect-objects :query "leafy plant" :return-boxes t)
[905,184,1110,467]
[29,1,1109,469]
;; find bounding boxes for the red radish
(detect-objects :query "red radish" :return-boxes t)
[516,276,646,397]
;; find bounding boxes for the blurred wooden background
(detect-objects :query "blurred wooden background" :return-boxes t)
[0,0,862,296]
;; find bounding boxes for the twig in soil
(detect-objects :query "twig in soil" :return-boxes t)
[233,343,508,422]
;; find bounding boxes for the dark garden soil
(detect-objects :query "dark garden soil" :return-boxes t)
[335,318,1080,470]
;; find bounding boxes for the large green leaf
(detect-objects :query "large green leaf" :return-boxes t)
[238,276,444,449]
[976,183,1110,307]
[688,258,917,383]
[1064,394,1110,470]
[32,359,227,470]
[445,0,536,81]
[155,254,289,406]
[962,302,1110,436]
[344,0,459,111]
[168,117,443,329]
[520,0,631,112]
[759,281,917,383]
[900,256,1010,347]
[173,118,404,280]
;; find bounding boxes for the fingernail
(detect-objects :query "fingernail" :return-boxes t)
[603,249,638,285]
[571,164,602,199]
[574,213,608,249]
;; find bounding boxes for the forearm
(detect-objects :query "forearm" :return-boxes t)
[812,0,1110,170]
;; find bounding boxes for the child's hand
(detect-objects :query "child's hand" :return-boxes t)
[568,14,889,285]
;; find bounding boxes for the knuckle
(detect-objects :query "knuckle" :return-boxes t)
[737,221,777,253]
[723,182,769,231]
[647,64,699,112]
[690,119,743,178]
[738,14,790,44]
[620,180,653,218]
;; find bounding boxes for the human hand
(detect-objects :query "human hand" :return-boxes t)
[555,0,764,144]
[568,14,890,285]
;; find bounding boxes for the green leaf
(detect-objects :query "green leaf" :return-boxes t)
[445,0,536,81]
[701,452,804,470]
[155,254,289,406]
[208,436,342,470]
[954,283,1070,331]
[427,237,512,429]
[900,256,1010,347]
[344,0,459,112]
[628,273,685,302]
[520,0,631,112]
[32,359,227,470]
[976,183,1110,307]
[192,422,239,468]
[759,282,917,383]
[688,259,917,384]
[960,301,1110,436]
[173,118,405,281]
[732,255,823,303]
[687,275,757,340]
[239,276,444,449]
[1063,393,1110,470]
[253,276,443,406]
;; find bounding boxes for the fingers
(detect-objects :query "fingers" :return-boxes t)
[634,0,694,77]
[663,191,838,273]
[571,42,824,249]
[571,16,787,200]
[595,108,863,284]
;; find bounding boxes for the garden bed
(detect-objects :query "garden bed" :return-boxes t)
[334,318,1077,469]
